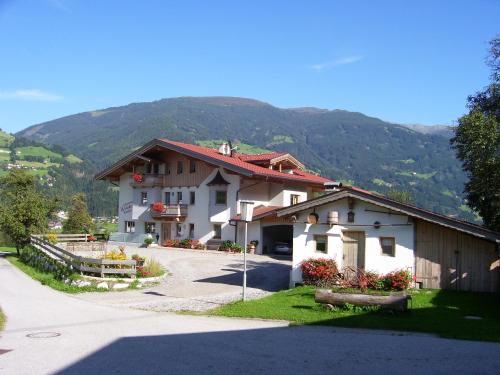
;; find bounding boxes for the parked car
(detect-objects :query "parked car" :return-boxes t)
[273,242,292,255]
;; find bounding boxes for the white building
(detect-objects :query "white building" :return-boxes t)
[96,138,332,253]
[270,187,500,293]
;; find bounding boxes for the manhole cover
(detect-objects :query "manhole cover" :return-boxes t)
[26,332,61,339]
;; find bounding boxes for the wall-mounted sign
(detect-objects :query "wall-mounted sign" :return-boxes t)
[120,201,133,215]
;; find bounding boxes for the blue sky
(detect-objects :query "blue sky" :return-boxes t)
[0,0,498,133]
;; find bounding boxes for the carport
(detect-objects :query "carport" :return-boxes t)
[262,224,293,255]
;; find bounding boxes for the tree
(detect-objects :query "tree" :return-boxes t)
[387,189,414,204]
[451,38,500,231]
[63,193,94,233]
[0,169,54,254]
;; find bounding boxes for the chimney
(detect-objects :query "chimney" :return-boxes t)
[218,142,231,156]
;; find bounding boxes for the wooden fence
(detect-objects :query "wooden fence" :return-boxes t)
[30,235,136,278]
[55,233,107,242]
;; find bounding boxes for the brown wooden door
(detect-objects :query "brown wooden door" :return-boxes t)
[162,223,171,243]
[342,231,365,270]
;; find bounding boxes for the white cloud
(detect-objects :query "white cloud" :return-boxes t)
[309,55,364,72]
[0,89,62,102]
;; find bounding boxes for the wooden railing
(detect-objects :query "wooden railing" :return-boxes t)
[56,233,107,242]
[30,235,136,278]
[130,173,164,188]
[150,204,188,219]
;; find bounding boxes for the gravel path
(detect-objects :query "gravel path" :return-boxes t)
[74,244,291,311]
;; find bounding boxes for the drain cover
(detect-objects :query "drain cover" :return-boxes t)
[26,332,61,339]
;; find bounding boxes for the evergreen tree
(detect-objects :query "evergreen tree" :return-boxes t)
[63,193,94,233]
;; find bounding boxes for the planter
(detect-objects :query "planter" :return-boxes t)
[247,244,256,254]
[315,289,410,312]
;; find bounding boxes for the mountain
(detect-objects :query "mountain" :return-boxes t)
[401,124,454,138]
[17,96,476,222]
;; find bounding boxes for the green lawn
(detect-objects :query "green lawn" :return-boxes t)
[15,146,62,160]
[1,247,105,294]
[209,286,500,342]
[65,154,83,164]
[0,307,4,332]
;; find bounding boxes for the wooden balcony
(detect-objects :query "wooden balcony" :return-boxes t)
[150,204,188,221]
[130,174,164,188]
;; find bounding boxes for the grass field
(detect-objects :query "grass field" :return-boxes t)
[209,286,500,342]
[397,171,437,179]
[16,160,60,168]
[65,154,83,164]
[15,146,62,160]
[1,247,106,294]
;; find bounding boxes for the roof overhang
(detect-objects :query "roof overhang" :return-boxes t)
[95,139,254,181]
[276,187,500,244]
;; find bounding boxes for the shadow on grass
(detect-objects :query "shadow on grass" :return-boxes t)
[306,289,500,342]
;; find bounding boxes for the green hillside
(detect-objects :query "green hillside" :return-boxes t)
[0,131,117,216]
[17,96,475,222]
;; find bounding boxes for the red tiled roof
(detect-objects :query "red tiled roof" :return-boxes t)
[237,152,286,162]
[159,138,332,185]
[232,205,282,221]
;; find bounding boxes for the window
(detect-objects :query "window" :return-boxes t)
[164,192,171,205]
[125,221,135,233]
[189,223,195,239]
[145,222,156,234]
[290,194,300,205]
[190,191,196,205]
[176,223,182,237]
[380,237,395,256]
[140,192,148,205]
[314,235,327,253]
[146,163,159,174]
[213,224,222,239]
[215,191,227,205]
[189,160,196,173]
[177,191,183,204]
[165,162,171,175]
[177,161,183,174]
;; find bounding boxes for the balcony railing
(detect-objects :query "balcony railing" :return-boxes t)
[130,173,164,188]
[150,204,188,220]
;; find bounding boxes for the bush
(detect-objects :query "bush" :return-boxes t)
[101,249,127,260]
[131,254,145,266]
[144,237,154,246]
[163,239,180,248]
[301,258,341,287]
[46,233,58,245]
[19,245,72,280]
[137,258,164,278]
[219,240,244,253]
[382,269,412,291]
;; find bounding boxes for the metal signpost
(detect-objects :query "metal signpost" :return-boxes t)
[240,200,254,301]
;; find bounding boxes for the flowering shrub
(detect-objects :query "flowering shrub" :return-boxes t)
[301,258,341,287]
[137,258,164,278]
[151,202,165,213]
[163,238,201,249]
[131,254,146,266]
[20,246,72,280]
[101,250,127,261]
[88,235,97,242]
[46,233,58,245]
[382,269,412,291]
[163,239,180,248]
[132,173,143,183]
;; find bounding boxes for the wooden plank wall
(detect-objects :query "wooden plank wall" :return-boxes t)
[160,150,214,187]
[415,220,499,292]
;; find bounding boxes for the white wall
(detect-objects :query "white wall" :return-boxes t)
[290,198,415,285]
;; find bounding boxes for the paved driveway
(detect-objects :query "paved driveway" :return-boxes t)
[2,254,500,375]
[75,243,292,311]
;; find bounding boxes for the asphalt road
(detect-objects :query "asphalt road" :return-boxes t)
[1,254,500,375]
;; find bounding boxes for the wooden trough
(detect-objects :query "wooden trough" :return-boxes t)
[315,289,410,312]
